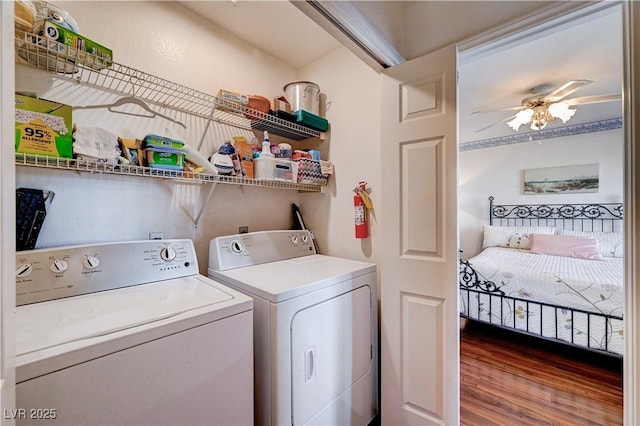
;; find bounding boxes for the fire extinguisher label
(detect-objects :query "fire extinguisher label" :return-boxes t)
[354,205,366,224]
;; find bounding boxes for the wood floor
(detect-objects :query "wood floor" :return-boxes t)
[460,321,623,426]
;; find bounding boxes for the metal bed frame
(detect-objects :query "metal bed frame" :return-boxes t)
[459,196,624,356]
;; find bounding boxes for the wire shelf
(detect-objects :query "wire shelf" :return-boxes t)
[14,31,322,141]
[15,153,324,192]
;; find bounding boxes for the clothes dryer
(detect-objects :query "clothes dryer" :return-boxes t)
[208,230,378,426]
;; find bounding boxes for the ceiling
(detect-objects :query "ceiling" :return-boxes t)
[180,1,341,69]
[179,1,623,144]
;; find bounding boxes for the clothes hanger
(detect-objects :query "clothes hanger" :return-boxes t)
[73,96,187,129]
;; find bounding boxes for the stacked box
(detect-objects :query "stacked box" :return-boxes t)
[15,94,73,158]
[42,21,113,70]
[142,135,185,171]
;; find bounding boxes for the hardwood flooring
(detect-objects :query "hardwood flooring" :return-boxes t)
[460,321,623,426]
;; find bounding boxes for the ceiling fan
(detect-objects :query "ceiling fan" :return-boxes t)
[474,80,621,132]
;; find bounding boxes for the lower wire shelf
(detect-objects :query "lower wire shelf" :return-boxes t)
[15,153,324,192]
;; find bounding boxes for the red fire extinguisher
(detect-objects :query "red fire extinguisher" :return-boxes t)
[354,181,372,239]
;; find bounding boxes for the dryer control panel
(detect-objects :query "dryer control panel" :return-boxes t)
[15,239,199,306]
[209,230,317,271]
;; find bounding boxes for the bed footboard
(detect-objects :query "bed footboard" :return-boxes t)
[459,258,505,296]
[459,258,624,357]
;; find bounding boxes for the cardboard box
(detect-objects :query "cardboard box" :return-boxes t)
[42,20,113,70]
[273,96,292,113]
[216,89,248,112]
[15,95,73,158]
[118,138,145,166]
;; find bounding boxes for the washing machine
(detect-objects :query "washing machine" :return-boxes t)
[208,230,378,426]
[14,239,253,426]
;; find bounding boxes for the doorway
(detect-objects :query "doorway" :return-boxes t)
[457,1,625,423]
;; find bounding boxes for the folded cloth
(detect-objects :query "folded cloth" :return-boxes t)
[320,160,334,175]
[73,125,120,159]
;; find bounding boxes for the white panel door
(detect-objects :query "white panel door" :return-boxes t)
[380,45,459,425]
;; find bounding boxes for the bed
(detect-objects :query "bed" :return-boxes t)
[459,196,624,356]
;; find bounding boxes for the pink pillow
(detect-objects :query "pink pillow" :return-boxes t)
[530,234,604,260]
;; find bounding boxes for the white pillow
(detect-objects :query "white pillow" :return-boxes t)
[482,225,557,250]
[558,230,624,258]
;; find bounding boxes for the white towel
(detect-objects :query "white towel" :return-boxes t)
[73,125,120,159]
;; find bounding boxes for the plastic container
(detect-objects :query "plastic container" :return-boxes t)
[293,110,329,132]
[254,157,298,182]
[142,134,184,153]
[145,148,184,170]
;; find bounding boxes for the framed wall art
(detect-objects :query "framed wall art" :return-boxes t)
[523,163,599,194]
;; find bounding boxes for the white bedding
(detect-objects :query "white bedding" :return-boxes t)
[460,247,624,354]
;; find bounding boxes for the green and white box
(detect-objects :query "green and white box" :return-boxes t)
[15,94,73,158]
[42,21,113,70]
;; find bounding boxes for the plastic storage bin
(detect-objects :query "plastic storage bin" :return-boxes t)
[254,157,298,182]
[293,110,329,132]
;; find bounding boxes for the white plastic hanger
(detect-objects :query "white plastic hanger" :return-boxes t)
[73,96,187,129]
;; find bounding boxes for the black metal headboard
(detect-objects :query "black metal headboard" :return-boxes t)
[488,196,624,232]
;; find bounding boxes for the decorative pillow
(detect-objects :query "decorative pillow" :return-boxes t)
[530,234,604,260]
[558,230,624,258]
[482,225,557,250]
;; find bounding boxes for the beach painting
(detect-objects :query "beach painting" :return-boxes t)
[523,163,599,194]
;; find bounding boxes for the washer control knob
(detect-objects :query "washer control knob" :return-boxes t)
[160,246,177,261]
[83,256,100,269]
[230,240,245,254]
[301,233,309,244]
[290,234,299,245]
[50,259,69,273]
[16,263,33,278]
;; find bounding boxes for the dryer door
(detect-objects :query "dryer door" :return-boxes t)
[291,285,373,425]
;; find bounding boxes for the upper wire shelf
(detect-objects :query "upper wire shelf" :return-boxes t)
[14,31,322,141]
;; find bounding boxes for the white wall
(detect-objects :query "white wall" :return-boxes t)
[15,1,381,273]
[459,128,624,257]
[297,48,382,265]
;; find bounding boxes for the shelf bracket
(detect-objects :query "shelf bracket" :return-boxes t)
[196,104,217,152]
[193,181,217,228]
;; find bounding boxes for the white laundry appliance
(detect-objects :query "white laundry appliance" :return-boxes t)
[14,239,253,426]
[208,230,378,426]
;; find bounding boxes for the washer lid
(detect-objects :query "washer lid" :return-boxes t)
[16,275,252,374]
[209,254,376,303]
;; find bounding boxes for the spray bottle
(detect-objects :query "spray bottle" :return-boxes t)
[261,131,273,157]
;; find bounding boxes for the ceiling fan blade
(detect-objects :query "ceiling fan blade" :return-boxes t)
[565,93,622,106]
[545,80,593,102]
[472,105,525,114]
[475,114,518,133]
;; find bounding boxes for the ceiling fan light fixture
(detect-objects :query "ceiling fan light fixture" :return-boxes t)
[507,108,534,131]
[530,117,548,130]
[507,101,577,132]
[480,80,620,135]
[547,101,576,123]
